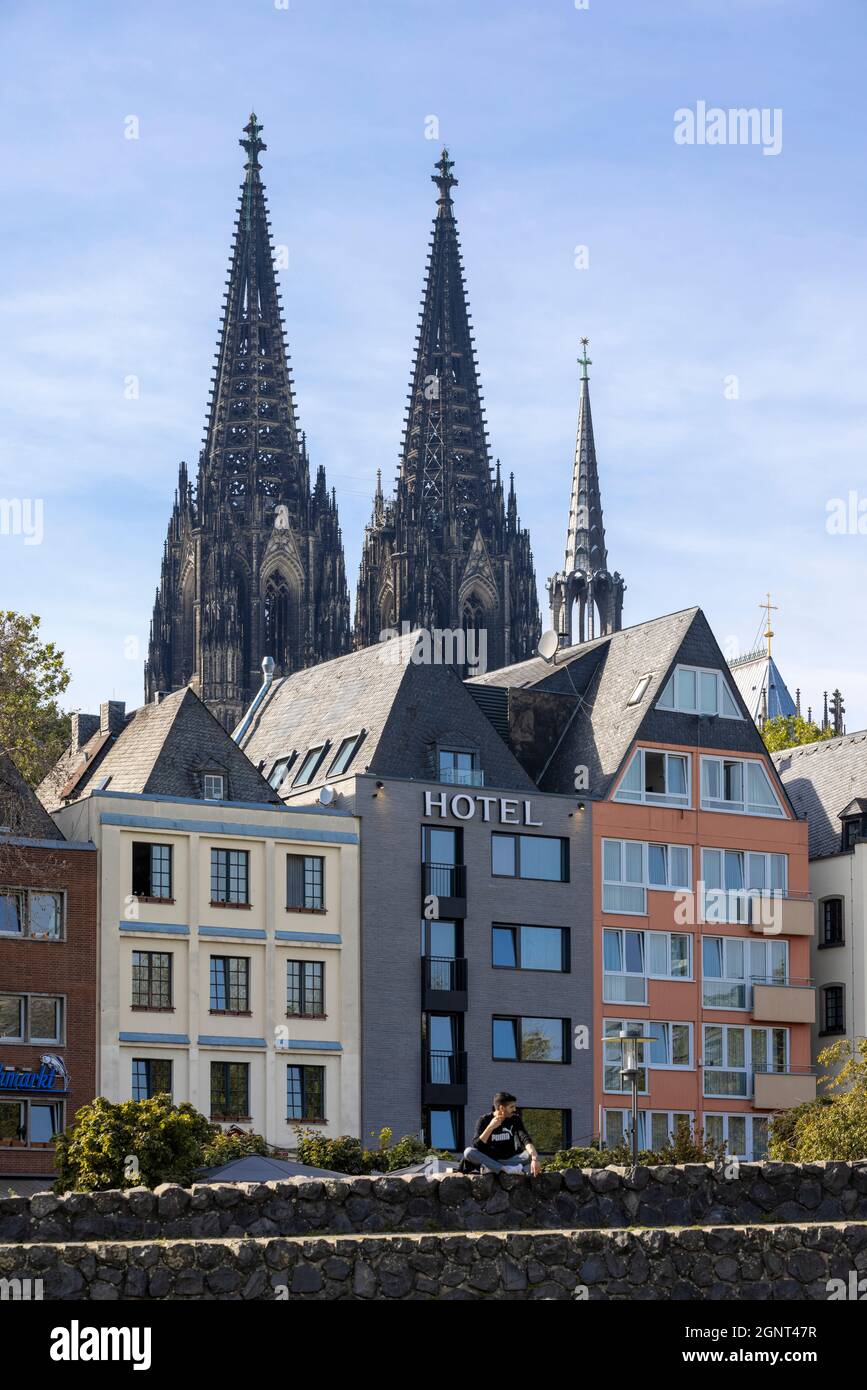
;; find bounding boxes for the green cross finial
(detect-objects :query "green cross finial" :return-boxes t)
[578,337,592,380]
[240,112,266,169]
[432,147,458,201]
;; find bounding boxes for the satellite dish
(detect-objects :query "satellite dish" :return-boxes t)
[319,784,336,806]
[537,630,559,663]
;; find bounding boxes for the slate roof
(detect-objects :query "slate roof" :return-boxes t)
[467,606,776,799]
[773,730,867,859]
[728,650,797,723]
[38,687,279,813]
[0,752,65,840]
[195,1154,350,1182]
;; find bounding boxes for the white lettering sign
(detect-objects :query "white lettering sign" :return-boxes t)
[423,791,543,826]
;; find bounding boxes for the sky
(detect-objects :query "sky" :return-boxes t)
[1,0,865,727]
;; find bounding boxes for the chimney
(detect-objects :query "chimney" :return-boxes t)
[100,701,126,736]
[71,712,99,752]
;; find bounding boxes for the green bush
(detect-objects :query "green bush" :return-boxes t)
[543,1121,727,1171]
[199,1128,270,1169]
[293,1124,447,1174]
[768,1040,867,1161]
[54,1094,217,1193]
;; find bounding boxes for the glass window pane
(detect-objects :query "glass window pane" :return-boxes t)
[670,845,689,888]
[671,934,690,977]
[428,1108,457,1149]
[648,844,667,886]
[648,1024,669,1066]
[699,671,718,714]
[624,931,644,974]
[704,1026,723,1067]
[492,926,517,968]
[771,855,787,892]
[520,926,562,971]
[726,1029,745,1068]
[520,1018,563,1062]
[702,759,721,802]
[672,1025,690,1066]
[724,852,744,890]
[647,932,668,976]
[724,761,743,804]
[30,1104,60,1144]
[30,894,61,938]
[0,995,23,1040]
[720,682,740,717]
[676,668,696,710]
[667,755,688,797]
[603,929,623,972]
[518,836,564,881]
[29,997,59,1042]
[0,893,23,934]
[603,840,621,881]
[492,1018,517,1059]
[728,1115,747,1155]
[624,842,643,883]
[702,848,722,889]
[727,938,744,978]
[703,938,723,979]
[491,835,516,876]
[618,751,643,798]
[704,1114,723,1146]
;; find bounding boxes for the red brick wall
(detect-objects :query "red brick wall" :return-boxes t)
[0,839,97,1176]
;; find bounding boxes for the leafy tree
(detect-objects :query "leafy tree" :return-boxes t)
[292,1125,445,1174]
[54,1094,219,1192]
[0,612,70,787]
[199,1127,269,1168]
[768,1039,867,1161]
[761,714,834,753]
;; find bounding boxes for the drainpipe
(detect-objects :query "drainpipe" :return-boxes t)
[233,655,275,745]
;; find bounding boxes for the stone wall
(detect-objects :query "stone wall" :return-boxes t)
[3,1222,867,1300]
[3,1161,867,1245]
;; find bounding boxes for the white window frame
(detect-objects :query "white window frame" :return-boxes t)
[203,773,225,802]
[603,1019,649,1094]
[603,928,693,1004]
[602,838,692,915]
[613,748,691,808]
[700,755,785,818]
[702,1024,789,1099]
[656,664,742,718]
[700,848,788,925]
[0,992,64,1045]
[602,1108,694,1150]
[702,1112,770,1161]
[646,1020,694,1070]
[702,935,789,1010]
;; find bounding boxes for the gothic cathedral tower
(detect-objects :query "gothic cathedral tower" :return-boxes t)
[547,341,625,646]
[355,150,540,672]
[145,116,350,727]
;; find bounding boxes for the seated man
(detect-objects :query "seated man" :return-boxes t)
[463,1091,541,1176]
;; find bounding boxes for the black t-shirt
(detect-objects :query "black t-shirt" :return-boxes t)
[473,1112,532,1160]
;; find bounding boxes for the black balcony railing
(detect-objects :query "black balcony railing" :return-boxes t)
[422,863,467,899]
[424,956,468,993]
[424,1049,468,1086]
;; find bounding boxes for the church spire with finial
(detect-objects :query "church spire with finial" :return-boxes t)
[547,338,625,646]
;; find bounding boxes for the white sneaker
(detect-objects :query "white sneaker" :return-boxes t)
[503,1164,525,1174]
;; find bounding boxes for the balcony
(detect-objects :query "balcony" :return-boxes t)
[748,893,814,937]
[753,1068,817,1110]
[421,862,467,918]
[751,979,816,1025]
[422,955,468,1012]
[440,767,485,788]
[422,1048,468,1105]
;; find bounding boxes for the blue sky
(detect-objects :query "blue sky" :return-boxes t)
[1,0,865,727]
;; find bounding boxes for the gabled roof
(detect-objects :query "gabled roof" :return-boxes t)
[773,730,867,859]
[38,688,279,813]
[728,650,797,723]
[0,752,65,840]
[468,606,774,799]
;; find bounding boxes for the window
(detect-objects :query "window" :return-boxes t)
[821,985,846,1036]
[821,898,844,947]
[603,929,692,1004]
[210,957,250,1013]
[132,1058,172,1102]
[287,854,324,911]
[492,1016,569,1063]
[843,816,866,849]
[700,756,784,818]
[492,834,568,882]
[131,951,172,1010]
[0,889,63,940]
[329,733,363,777]
[0,994,63,1044]
[210,848,249,905]
[626,674,652,707]
[657,664,741,718]
[293,745,327,787]
[614,749,690,807]
[210,1061,250,1120]
[702,936,788,1009]
[423,826,465,898]
[703,1025,788,1098]
[603,1020,648,1094]
[603,1109,693,1151]
[647,1021,693,1069]
[132,843,173,900]
[425,1107,461,1151]
[438,749,483,787]
[602,839,691,913]
[701,848,787,924]
[268,754,296,790]
[286,1064,325,1121]
[492,925,569,972]
[703,1112,769,1161]
[425,1013,463,1083]
[520,1108,571,1154]
[0,1098,64,1148]
[287,960,324,1017]
[203,773,225,801]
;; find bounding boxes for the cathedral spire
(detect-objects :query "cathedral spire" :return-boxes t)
[547,340,625,646]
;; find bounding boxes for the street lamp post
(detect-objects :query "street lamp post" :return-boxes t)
[602,1031,657,1164]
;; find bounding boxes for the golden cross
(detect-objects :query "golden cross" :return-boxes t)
[760,593,778,658]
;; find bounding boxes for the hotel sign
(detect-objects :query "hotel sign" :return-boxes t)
[424,791,542,826]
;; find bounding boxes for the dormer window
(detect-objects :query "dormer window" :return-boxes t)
[839,801,867,850]
[438,749,483,787]
[203,773,225,802]
[268,754,296,791]
[328,732,364,777]
[657,664,741,718]
[293,744,328,788]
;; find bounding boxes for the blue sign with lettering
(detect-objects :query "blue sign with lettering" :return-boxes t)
[0,1065,69,1094]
